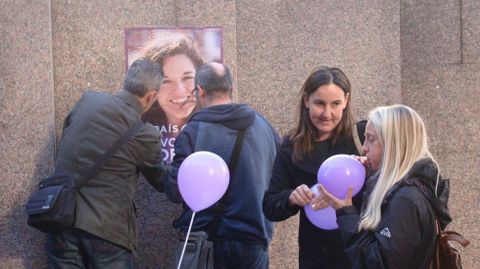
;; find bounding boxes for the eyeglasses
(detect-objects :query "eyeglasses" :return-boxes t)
[184,86,199,104]
[191,86,199,96]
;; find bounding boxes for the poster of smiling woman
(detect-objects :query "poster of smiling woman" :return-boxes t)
[125,27,223,163]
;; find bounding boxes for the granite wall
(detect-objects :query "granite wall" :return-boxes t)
[0,1,56,268]
[401,1,480,268]
[0,0,478,268]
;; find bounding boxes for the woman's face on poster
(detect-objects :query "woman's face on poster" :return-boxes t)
[157,54,197,123]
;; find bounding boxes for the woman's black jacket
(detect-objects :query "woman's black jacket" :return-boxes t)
[336,158,451,269]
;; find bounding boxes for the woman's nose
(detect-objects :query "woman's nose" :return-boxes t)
[324,105,332,115]
[178,84,188,93]
[362,145,368,153]
[172,81,188,94]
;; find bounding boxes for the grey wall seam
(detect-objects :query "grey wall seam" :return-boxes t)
[460,0,464,64]
[175,0,179,27]
[233,0,239,102]
[48,0,57,159]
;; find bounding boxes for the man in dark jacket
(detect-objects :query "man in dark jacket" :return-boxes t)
[46,59,168,268]
[166,62,280,269]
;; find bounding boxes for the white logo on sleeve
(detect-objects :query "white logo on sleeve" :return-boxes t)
[380,228,391,238]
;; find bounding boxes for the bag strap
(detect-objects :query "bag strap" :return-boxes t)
[442,231,470,247]
[75,120,144,190]
[352,122,364,156]
[435,219,470,247]
[426,187,470,249]
[207,128,247,238]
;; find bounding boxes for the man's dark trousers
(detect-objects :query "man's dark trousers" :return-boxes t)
[46,228,134,269]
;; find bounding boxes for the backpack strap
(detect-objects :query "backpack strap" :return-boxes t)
[442,230,470,247]
[435,219,470,247]
[207,128,247,239]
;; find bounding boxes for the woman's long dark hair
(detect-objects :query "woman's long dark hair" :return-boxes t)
[289,66,354,161]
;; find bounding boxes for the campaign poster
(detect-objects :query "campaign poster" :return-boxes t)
[125,27,223,163]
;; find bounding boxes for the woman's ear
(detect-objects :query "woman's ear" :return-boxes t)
[343,92,350,109]
[303,95,310,109]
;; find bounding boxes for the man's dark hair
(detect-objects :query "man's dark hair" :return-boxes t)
[195,63,233,96]
[124,59,163,97]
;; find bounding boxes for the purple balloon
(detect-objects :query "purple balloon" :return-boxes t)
[317,154,366,199]
[178,151,229,212]
[304,183,338,230]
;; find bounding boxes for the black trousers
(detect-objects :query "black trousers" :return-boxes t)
[46,228,134,269]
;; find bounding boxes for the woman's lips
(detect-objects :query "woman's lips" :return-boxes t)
[318,119,332,124]
[169,96,190,107]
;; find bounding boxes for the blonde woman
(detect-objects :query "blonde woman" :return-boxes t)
[315,104,451,269]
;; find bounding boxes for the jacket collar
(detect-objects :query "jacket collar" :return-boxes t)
[116,90,144,116]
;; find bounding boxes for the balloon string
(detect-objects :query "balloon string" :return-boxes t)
[176,211,196,269]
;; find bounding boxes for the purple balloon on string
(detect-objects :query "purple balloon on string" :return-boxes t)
[317,154,366,199]
[304,183,338,230]
[178,151,229,212]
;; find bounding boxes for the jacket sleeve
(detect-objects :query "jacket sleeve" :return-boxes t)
[263,143,300,221]
[141,147,168,192]
[337,189,424,269]
[140,131,168,192]
[165,125,196,203]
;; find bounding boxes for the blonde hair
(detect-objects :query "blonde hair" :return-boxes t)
[359,104,438,231]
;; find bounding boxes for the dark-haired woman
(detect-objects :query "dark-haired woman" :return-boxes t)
[263,66,366,269]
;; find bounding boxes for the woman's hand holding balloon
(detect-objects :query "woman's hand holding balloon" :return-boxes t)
[289,184,314,207]
[309,192,329,211]
[304,154,365,229]
[317,184,353,210]
[310,184,331,211]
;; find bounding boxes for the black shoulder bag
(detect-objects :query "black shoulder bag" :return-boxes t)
[26,120,144,233]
